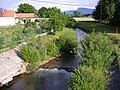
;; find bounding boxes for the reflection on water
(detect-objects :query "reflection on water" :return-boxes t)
[0,54,80,90]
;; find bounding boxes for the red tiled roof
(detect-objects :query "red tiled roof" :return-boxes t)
[0,10,15,17]
[0,10,35,18]
[4,10,15,17]
[16,13,35,18]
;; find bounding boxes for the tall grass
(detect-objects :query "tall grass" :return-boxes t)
[20,35,59,71]
[20,28,77,71]
[69,33,117,90]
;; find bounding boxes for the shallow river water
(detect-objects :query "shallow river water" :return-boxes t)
[1,54,80,90]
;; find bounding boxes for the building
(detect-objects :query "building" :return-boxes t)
[0,9,35,26]
[15,13,35,24]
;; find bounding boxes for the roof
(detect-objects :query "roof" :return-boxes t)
[16,13,35,18]
[0,10,15,17]
[4,10,15,17]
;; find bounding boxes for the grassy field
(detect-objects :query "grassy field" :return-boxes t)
[76,21,116,33]
[0,25,44,53]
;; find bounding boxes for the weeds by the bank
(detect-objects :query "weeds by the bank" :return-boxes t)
[20,28,77,71]
[20,35,59,71]
[69,33,117,90]
[56,28,77,54]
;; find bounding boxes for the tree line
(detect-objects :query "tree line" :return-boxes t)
[92,0,120,32]
[17,3,76,32]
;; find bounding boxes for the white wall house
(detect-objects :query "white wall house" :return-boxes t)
[0,17,16,26]
[0,9,35,26]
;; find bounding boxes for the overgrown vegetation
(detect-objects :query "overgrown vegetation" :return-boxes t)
[0,26,44,53]
[56,28,77,54]
[20,28,77,71]
[20,35,59,71]
[40,7,68,32]
[69,33,117,90]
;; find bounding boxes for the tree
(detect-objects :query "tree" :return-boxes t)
[38,7,48,18]
[112,1,120,32]
[92,0,117,22]
[41,7,68,32]
[73,11,81,17]
[66,17,77,28]
[17,3,37,14]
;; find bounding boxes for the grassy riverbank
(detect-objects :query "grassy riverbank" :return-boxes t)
[0,25,44,53]
[69,33,117,90]
[20,28,77,71]
[76,21,116,33]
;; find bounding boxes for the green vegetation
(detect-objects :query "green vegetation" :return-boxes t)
[17,3,37,14]
[56,28,77,54]
[66,17,77,28]
[76,21,116,33]
[0,26,44,53]
[92,0,116,22]
[40,7,68,32]
[20,28,77,71]
[93,0,120,32]
[20,35,59,71]
[69,33,117,90]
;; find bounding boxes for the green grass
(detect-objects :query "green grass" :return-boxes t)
[69,33,117,90]
[76,21,116,33]
[0,25,44,53]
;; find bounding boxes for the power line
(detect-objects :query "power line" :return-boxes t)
[32,0,95,6]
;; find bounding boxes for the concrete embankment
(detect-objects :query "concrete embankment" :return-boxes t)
[0,33,47,87]
[0,49,27,87]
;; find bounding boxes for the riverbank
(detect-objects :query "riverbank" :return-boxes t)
[0,28,78,87]
[0,53,80,90]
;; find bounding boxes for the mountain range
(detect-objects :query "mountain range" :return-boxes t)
[64,8,94,15]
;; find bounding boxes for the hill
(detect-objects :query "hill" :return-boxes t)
[65,8,94,15]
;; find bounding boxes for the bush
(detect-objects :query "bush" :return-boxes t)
[56,28,77,54]
[69,66,108,90]
[20,35,59,71]
[66,17,77,28]
[20,45,42,64]
[40,36,59,57]
[69,33,117,90]
[81,33,116,69]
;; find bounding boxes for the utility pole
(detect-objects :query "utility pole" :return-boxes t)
[100,0,102,23]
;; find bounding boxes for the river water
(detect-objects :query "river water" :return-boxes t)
[0,54,80,90]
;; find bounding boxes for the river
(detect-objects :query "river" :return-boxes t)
[0,29,87,90]
[0,54,80,90]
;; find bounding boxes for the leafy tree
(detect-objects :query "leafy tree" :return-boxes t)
[93,0,117,22]
[73,11,81,17]
[38,7,48,18]
[112,1,120,32]
[66,17,77,28]
[17,3,37,14]
[41,7,68,32]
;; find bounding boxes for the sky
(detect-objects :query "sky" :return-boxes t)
[0,0,99,11]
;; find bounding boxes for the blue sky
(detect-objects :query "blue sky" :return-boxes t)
[0,0,99,11]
